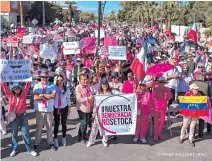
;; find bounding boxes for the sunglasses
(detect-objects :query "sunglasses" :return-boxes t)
[41,76,48,79]
[198,66,204,68]
[57,80,63,82]
[13,87,21,90]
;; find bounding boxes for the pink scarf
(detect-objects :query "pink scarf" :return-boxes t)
[42,86,47,108]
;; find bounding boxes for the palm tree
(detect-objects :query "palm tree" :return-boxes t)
[65,1,76,26]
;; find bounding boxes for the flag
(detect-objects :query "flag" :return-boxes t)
[130,47,145,80]
[179,96,209,117]
[187,19,198,43]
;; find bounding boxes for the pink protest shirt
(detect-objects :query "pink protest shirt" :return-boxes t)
[122,80,137,94]
[136,89,151,115]
[2,82,31,114]
[152,85,172,111]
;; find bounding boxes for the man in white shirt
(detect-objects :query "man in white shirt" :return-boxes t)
[33,70,57,151]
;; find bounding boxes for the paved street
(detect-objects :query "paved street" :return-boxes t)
[1,107,212,161]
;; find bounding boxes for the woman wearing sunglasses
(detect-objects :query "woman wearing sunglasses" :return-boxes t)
[193,63,206,80]
[53,75,71,148]
[1,82,37,157]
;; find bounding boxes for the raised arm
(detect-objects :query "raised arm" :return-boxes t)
[1,83,12,97]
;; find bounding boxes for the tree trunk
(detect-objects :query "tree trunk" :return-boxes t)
[167,12,171,29]
[160,17,163,32]
[141,14,144,28]
[20,1,24,27]
[69,5,72,26]
[151,12,154,28]
[147,11,149,26]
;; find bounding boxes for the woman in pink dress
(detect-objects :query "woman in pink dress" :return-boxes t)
[152,77,172,142]
[122,72,137,94]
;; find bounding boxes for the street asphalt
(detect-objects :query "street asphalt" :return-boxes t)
[1,107,212,161]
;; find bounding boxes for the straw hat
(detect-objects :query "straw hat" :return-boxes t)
[189,84,199,90]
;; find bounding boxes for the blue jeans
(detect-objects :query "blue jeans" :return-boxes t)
[77,110,90,137]
[11,112,33,152]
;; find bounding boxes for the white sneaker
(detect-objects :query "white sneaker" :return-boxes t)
[62,138,67,146]
[133,137,139,143]
[29,150,38,156]
[102,140,108,147]
[87,141,95,147]
[54,138,59,147]
[10,150,18,157]
[140,138,147,144]
[2,131,7,135]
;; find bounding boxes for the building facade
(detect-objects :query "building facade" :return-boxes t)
[0,1,31,27]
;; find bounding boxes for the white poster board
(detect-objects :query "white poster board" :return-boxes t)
[23,35,34,44]
[0,59,32,82]
[108,46,126,60]
[95,29,105,39]
[95,94,137,135]
[7,42,18,47]
[63,42,80,55]
[40,43,57,60]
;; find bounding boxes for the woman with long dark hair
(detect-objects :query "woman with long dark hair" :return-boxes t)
[87,79,112,147]
[53,75,71,148]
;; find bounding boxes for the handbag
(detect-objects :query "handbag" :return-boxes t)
[6,98,18,123]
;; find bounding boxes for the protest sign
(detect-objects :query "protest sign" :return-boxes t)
[40,43,57,60]
[108,46,126,60]
[18,27,25,33]
[100,46,109,56]
[175,36,184,42]
[95,29,105,39]
[0,59,32,82]
[63,42,80,55]
[0,51,6,59]
[7,41,18,47]
[95,94,137,135]
[104,36,116,46]
[53,34,64,42]
[82,37,96,54]
[22,35,34,44]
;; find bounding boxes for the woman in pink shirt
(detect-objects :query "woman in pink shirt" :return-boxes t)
[122,72,137,94]
[152,77,172,142]
[133,82,151,144]
[1,82,37,157]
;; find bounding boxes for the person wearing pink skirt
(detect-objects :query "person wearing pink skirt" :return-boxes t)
[133,81,151,144]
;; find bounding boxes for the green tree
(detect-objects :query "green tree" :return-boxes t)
[108,10,116,21]
[28,2,63,25]
[80,12,96,21]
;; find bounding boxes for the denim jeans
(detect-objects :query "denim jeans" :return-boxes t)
[11,112,33,152]
[77,110,90,137]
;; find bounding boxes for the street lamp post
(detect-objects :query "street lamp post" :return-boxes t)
[96,1,101,57]
[42,1,45,27]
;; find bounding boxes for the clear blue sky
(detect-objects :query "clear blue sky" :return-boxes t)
[59,1,120,15]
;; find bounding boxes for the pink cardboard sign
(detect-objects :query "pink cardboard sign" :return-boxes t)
[104,36,116,46]
[82,37,96,54]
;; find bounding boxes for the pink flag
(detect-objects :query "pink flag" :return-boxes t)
[18,27,25,33]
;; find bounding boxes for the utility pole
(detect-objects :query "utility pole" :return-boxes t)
[96,1,102,57]
[42,1,45,27]
[20,1,24,27]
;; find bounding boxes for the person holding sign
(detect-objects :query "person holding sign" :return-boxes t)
[33,70,57,151]
[1,82,38,157]
[87,79,112,147]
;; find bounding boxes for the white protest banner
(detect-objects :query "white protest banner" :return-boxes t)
[40,43,57,60]
[63,42,80,55]
[0,59,32,82]
[95,29,105,39]
[22,35,34,44]
[108,46,126,60]
[175,36,184,42]
[95,94,137,135]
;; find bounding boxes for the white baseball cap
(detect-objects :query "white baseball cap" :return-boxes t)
[189,83,199,90]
